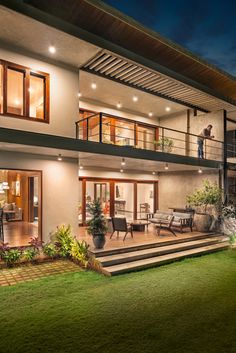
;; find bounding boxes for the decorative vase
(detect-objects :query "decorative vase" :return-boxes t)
[93,234,106,249]
[194,213,212,232]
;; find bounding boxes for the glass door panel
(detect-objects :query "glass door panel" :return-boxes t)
[137,183,154,219]
[114,182,134,221]
[137,125,155,150]
[115,120,135,146]
[87,114,100,142]
[85,181,110,221]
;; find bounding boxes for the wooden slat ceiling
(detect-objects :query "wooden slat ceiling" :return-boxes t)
[23,0,236,105]
[82,51,234,112]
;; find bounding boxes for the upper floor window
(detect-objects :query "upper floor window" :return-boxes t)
[0,60,49,123]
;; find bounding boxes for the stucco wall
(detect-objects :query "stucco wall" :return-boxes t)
[158,170,219,211]
[0,48,79,137]
[0,151,79,242]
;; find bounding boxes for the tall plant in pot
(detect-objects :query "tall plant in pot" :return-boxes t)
[87,200,107,249]
[186,179,222,232]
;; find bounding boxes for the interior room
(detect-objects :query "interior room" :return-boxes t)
[0,169,41,247]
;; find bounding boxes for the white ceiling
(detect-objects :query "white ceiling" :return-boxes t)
[0,6,101,68]
[79,71,186,119]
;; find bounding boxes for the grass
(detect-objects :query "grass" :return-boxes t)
[0,250,236,353]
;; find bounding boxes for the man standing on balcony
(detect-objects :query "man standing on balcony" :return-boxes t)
[197,125,214,159]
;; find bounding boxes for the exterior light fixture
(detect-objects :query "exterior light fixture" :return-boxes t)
[132,95,138,102]
[117,102,122,109]
[165,163,169,170]
[121,158,126,166]
[198,168,202,174]
[152,171,156,175]
[79,165,84,170]
[120,168,124,173]
[165,107,171,112]
[49,46,56,54]
[57,154,62,161]
[91,83,97,90]
[148,112,153,117]
[78,92,82,98]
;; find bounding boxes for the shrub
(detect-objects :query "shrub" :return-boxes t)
[0,243,22,267]
[43,243,57,259]
[87,200,107,236]
[23,248,39,262]
[51,225,73,258]
[70,239,90,268]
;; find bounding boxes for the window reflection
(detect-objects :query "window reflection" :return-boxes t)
[30,74,45,119]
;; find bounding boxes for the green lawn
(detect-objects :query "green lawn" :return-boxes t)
[0,251,236,353]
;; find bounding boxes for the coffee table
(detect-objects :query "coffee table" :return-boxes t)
[130,220,150,232]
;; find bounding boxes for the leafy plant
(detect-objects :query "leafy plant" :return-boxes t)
[0,243,22,267]
[29,237,43,251]
[70,239,90,268]
[87,200,107,236]
[43,243,57,259]
[51,225,73,258]
[23,248,38,262]
[186,179,222,213]
[154,137,174,153]
[229,233,236,245]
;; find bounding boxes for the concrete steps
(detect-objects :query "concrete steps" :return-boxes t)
[97,234,229,276]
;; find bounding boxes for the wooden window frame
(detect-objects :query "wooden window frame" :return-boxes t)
[0,59,50,123]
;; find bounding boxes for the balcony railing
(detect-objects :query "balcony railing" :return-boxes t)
[75,112,224,162]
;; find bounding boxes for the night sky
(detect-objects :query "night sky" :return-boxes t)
[103,0,236,76]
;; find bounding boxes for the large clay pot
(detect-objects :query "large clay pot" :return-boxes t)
[194,213,212,232]
[93,234,106,249]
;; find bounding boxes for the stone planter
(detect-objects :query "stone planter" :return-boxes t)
[92,234,106,249]
[194,213,213,232]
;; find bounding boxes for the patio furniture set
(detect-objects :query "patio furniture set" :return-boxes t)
[109,210,194,241]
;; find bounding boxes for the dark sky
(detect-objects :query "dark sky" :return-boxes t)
[103,0,236,76]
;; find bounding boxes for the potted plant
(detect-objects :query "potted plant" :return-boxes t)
[154,137,174,153]
[186,179,222,232]
[87,200,107,249]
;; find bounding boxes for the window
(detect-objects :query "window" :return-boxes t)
[0,59,49,122]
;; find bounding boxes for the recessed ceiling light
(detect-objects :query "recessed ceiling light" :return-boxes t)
[148,112,153,117]
[117,102,122,109]
[57,154,62,161]
[132,95,138,102]
[121,158,126,166]
[91,83,97,90]
[198,168,202,174]
[152,171,156,175]
[49,46,56,54]
[165,107,171,112]
[165,163,169,170]
[78,92,82,98]
[79,165,84,170]
[120,168,124,173]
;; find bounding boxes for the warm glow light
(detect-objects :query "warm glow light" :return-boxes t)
[165,107,171,112]
[121,158,126,166]
[165,163,169,170]
[117,102,122,109]
[91,83,97,90]
[49,46,56,54]
[14,99,20,106]
[148,112,153,117]
[57,154,62,161]
[132,95,138,102]
[79,165,84,170]
[78,92,82,98]
[152,171,156,175]
[120,168,124,173]
[198,168,202,174]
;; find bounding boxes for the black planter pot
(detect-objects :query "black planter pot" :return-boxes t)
[93,234,106,249]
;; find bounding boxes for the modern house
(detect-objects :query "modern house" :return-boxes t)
[0,0,235,272]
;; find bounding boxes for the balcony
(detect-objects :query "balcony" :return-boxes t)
[75,112,224,162]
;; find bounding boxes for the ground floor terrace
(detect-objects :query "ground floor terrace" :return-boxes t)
[0,143,227,249]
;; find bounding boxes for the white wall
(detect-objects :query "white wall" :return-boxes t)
[0,151,79,242]
[79,169,158,181]
[0,48,79,137]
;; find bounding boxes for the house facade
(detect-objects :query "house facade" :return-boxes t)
[0,0,236,247]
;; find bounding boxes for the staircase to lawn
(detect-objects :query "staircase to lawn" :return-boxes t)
[92,233,229,276]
